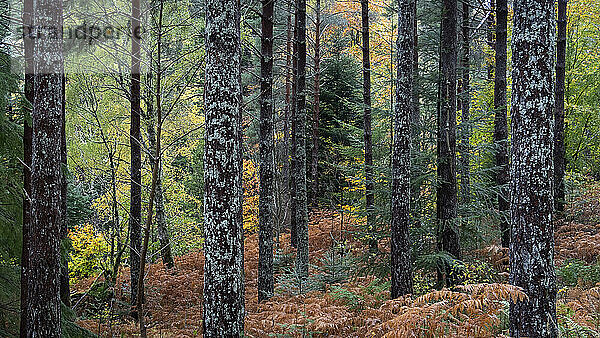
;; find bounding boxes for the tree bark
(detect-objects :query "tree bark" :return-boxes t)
[310,0,321,207]
[410,0,421,230]
[458,1,470,216]
[290,7,298,248]
[258,0,275,302]
[391,0,415,299]
[294,0,309,279]
[24,0,64,334]
[283,0,292,235]
[437,0,461,287]
[20,0,33,334]
[203,0,245,333]
[509,0,557,336]
[494,0,510,248]
[554,0,567,212]
[361,0,376,253]
[129,0,143,316]
[487,0,495,81]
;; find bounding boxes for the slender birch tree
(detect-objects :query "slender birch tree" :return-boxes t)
[129,0,143,315]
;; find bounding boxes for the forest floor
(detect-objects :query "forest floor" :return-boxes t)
[75,183,600,337]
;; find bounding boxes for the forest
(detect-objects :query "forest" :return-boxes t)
[1,0,600,336]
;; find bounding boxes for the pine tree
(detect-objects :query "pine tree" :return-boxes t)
[294,0,309,279]
[258,0,275,302]
[310,0,321,206]
[290,6,298,248]
[554,0,567,212]
[437,0,461,286]
[458,0,470,214]
[391,0,415,299]
[203,0,245,334]
[509,0,557,336]
[361,0,376,252]
[23,0,65,335]
[494,0,509,247]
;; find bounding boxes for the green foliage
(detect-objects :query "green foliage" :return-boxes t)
[311,246,356,290]
[68,224,109,284]
[329,278,390,312]
[558,260,600,287]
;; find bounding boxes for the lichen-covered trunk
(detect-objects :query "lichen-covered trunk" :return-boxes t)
[25,0,64,335]
[60,74,71,307]
[458,1,470,214]
[509,0,557,336]
[410,0,421,229]
[290,9,298,248]
[203,0,245,333]
[294,0,309,279]
[554,0,567,212]
[391,0,415,299]
[361,0,376,253]
[258,0,275,303]
[494,0,510,248]
[310,0,321,207]
[20,0,33,334]
[437,0,461,286]
[129,0,143,314]
[282,2,292,235]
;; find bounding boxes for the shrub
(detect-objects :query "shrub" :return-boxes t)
[68,223,108,283]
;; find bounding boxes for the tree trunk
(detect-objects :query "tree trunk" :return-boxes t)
[487,0,495,81]
[290,7,298,248]
[258,0,275,303]
[203,0,245,333]
[494,0,510,248]
[310,0,321,207]
[361,0,376,253]
[24,0,64,334]
[283,0,292,236]
[458,1,470,216]
[391,0,415,299]
[136,5,164,335]
[60,74,71,307]
[20,0,33,334]
[129,0,143,316]
[294,0,309,279]
[509,0,557,336]
[146,117,174,269]
[410,0,421,230]
[554,0,567,212]
[437,0,461,287]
